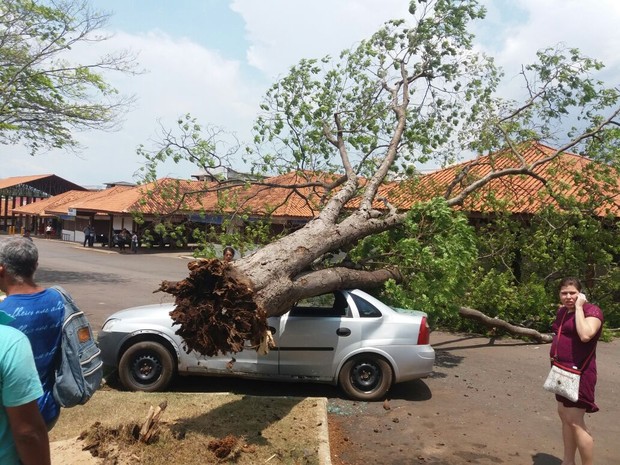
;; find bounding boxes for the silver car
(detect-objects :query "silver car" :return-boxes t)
[98,289,435,401]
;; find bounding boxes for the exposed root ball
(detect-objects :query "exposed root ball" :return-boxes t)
[157,259,268,356]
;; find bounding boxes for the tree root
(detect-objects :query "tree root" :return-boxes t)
[157,259,268,356]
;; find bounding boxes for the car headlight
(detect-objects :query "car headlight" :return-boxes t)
[101,318,121,332]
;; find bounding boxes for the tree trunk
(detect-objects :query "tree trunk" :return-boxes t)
[458,307,553,343]
[235,213,403,316]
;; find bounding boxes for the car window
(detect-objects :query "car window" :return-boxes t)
[350,293,382,318]
[290,291,350,317]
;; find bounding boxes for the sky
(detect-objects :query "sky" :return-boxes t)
[3,0,620,188]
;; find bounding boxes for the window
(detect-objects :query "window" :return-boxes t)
[351,294,382,318]
[290,291,350,317]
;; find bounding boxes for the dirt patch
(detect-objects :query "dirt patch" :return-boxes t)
[69,421,254,464]
[50,391,326,465]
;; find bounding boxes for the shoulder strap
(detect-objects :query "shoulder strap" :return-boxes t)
[50,285,70,303]
[50,285,82,325]
[552,309,568,359]
[50,285,79,311]
[580,346,597,370]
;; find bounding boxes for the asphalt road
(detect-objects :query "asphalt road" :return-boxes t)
[32,238,193,329]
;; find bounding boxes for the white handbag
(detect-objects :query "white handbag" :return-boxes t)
[543,361,580,402]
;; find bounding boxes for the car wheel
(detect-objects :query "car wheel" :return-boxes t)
[118,341,175,392]
[338,354,393,401]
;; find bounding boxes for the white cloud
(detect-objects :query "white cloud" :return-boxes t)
[113,31,259,126]
[477,0,620,81]
[2,29,263,186]
[231,0,411,78]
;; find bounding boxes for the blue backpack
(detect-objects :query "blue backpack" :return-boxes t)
[51,286,103,407]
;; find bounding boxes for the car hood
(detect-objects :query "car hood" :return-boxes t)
[105,303,176,323]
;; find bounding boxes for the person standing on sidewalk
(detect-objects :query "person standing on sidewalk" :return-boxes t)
[131,231,139,254]
[83,224,92,247]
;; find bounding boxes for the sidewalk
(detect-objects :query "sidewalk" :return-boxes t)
[68,238,196,259]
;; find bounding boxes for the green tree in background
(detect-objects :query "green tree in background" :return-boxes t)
[466,209,620,335]
[0,0,137,154]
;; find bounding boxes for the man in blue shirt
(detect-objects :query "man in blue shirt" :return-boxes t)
[0,309,51,464]
[0,237,64,429]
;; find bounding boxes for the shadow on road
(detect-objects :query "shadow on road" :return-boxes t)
[532,452,561,465]
[174,375,432,402]
[36,267,130,285]
[433,349,465,370]
[105,371,432,402]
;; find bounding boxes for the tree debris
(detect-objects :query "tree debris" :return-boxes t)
[157,259,269,356]
[459,307,553,343]
[139,401,168,444]
[207,434,243,460]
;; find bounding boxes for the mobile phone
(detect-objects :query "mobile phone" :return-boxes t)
[579,292,587,301]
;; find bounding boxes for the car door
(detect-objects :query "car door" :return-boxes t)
[186,316,280,376]
[230,315,280,375]
[277,291,362,380]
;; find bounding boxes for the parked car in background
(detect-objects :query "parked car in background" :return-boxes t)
[95,233,109,245]
[98,289,435,400]
[111,229,131,249]
[139,231,187,248]
[97,230,135,248]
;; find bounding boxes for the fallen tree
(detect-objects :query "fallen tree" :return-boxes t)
[143,0,620,355]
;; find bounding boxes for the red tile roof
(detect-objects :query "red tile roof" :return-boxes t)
[229,171,335,219]
[388,141,620,217]
[12,190,93,216]
[21,180,208,216]
[11,142,618,222]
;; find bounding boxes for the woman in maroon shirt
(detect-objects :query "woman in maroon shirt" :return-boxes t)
[550,277,603,465]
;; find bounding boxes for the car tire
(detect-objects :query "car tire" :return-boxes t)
[118,341,175,392]
[338,354,393,401]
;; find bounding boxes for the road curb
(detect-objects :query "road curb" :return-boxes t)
[316,397,332,465]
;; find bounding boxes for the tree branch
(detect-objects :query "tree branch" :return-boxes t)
[459,307,552,343]
[291,266,403,297]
